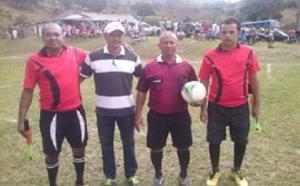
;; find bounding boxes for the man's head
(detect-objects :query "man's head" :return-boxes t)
[104,22,125,49]
[158,31,179,58]
[219,18,240,48]
[42,23,64,50]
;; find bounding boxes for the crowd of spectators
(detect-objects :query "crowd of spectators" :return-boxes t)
[6,24,27,39]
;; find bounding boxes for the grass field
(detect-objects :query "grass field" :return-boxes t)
[0,36,300,186]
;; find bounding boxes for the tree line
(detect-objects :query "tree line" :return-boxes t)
[1,0,299,22]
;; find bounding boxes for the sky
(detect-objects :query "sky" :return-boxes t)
[200,0,242,3]
[223,0,242,2]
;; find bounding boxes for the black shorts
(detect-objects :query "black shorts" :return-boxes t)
[147,110,192,150]
[207,102,250,145]
[39,105,88,156]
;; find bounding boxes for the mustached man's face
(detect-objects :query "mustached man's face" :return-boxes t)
[42,25,64,49]
[220,23,239,48]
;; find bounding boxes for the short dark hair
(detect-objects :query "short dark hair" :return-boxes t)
[220,18,241,31]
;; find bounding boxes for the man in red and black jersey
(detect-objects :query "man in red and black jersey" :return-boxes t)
[17,23,88,186]
[199,18,260,186]
[135,31,197,186]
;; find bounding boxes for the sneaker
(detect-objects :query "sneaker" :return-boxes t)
[103,178,116,186]
[127,176,140,186]
[178,176,191,186]
[152,176,164,186]
[206,171,221,186]
[231,170,248,186]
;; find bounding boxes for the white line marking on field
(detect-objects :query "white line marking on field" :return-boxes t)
[267,63,271,78]
[0,83,21,89]
[5,118,17,123]
[267,63,271,73]
[0,56,19,61]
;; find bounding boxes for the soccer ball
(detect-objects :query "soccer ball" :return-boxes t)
[181,81,206,103]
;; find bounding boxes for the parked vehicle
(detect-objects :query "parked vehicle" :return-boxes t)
[140,22,161,36]
[181,23,194,38]
[242,19,280,29]
[273,30,288,41]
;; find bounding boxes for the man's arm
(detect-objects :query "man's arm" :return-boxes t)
[249,73,260,118]
[200,79,209,124]
[134,91,147,132]
[18,88,34,137]
[79,76,85,83]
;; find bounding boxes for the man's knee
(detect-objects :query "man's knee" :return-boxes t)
[151,148,163,153]
[177,148,189,152]
[72,147,85,157]
[46,155,59,163]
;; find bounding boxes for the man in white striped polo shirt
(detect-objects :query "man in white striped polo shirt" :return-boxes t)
[80,22,142,186]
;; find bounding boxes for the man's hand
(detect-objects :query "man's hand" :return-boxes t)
[18,120,28,138]
[189,100,205,107]
[189,102,201,107]
[200,109,208,124]
[134,112,143,133]
[251,102,260,118]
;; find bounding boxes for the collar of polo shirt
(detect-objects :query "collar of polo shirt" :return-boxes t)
[103,45,125,56]
[156,54,183,63]
[216,43,241,52]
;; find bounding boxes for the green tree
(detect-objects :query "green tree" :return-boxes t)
[241,0,285,21]
[10,0,40,8]
[131,2,156,17]
[14,14,30,25]
[60,0,75,10]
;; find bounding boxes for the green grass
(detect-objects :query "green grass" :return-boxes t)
[0,37,300,186]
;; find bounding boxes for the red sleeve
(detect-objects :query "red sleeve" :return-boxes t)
[23,59,37,90]
[75,48,88,67]
[198,55,212,80]
[249,51,260,74]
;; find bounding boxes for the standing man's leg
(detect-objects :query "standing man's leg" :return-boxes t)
[170,111,192,186]
[97,115,117,182]
[151,149,164,179]
[147,111,168,185]
[209,143,220,173]
[67,106,88,186]
[72,147,86,186]
[229,103,250,186]
[40,110,64,186]
[116,114,138,182]
[206,103,228,186]
[177,149,190,178]
[233,143,246,172]
[45,155,60,186]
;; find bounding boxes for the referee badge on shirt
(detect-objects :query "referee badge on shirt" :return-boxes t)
[152,78,163,84]
[150,77,163,91]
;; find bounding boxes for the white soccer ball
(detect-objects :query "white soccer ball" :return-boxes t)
[181,81,206,103]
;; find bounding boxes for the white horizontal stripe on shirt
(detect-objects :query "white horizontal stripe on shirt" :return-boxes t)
[92,59,136,74]
[96,94,134,109]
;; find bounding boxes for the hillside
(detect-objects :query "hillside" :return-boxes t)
[0,0,297,31]
[0,1,75,30]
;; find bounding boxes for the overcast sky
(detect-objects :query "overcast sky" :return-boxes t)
[222,0,241,2]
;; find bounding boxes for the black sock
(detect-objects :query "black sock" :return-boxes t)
[177,149,190,178]
[151,151,163,178]
[45,159,59,186]
[73,156,85,184]
[209,143,220,173]
[234,143,246,171]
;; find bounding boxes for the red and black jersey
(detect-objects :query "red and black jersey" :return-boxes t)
[23,46,87,111]
[199,44,260,107]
